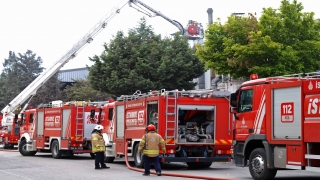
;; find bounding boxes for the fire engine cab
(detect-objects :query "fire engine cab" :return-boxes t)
[101,89,233,168]
[230,73,320,180]
[0,114,19,149]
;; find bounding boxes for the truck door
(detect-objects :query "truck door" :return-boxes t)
[234,87,256,140]
[105,106,114,141]
[115,104,125,154]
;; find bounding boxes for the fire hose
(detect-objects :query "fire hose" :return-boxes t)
[124,143,234,180]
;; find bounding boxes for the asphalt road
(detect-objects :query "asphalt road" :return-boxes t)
[1,148,320,180]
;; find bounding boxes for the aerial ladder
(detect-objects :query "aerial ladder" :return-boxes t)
[1,0,203,127]
[0,0,128,126]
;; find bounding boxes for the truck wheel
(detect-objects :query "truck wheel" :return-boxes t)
[51,140,62,159]
[201,162,212,168]
[18,140,37,156]
[133,144,144,168]
[3,144,9,149]
[186,162,199,169]
[105,157,115,163]
[249,148,277,180]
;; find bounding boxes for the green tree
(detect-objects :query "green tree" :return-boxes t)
[89,18,205,97]
[0,50,44,110]
[0,50,68,111]
[64,79,112,101]
[197,0,320,78]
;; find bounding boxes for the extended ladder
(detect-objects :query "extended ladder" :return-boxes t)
[164,90,177,146]
[75,102,85,141]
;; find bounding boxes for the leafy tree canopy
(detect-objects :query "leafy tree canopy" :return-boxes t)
[196,0,320,78]
[64,79,112,102]
[0,50,44,110]
[0,50,68,111]
[89,18,205,97]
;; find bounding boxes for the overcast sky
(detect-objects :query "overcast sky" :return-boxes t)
[1,0,319,72]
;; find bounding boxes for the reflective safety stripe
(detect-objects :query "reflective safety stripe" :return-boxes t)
[215,139,232,145]
[92,146,106,153]
[143,149,159,155]
[92,138,98,140]
[166,138,175,144]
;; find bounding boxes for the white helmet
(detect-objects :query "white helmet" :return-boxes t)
[94,125,104,131]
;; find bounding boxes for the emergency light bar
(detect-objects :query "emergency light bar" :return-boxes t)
[250,74,258,80]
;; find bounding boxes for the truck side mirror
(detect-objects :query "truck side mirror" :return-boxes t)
[230,93,238,107]
[233,113,239,120]
[230,107,238,113]
[230,107,239,120]
[90,109,95,120]
[14,114,19,123]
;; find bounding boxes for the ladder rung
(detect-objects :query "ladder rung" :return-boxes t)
[166,94,176,138]
[166,136,175,138]
[167,113,175,115]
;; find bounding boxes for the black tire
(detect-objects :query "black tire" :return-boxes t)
[51,140,62,159]
[201,162,212,168]
[3,144,9,149]
[105,157,115,163]
[133,144,144,168]
[90,153,96,159]
[18,140,37,156]
[249,148,277,180]
[186,162,199,169]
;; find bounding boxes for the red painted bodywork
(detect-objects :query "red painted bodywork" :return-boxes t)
[100,91,233,163]
[233,76,320,168]
[20,104,101,153]
[0,115,19,148]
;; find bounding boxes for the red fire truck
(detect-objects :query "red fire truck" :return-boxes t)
[101,89,233,168]
[1,0,204,155]
[18,101,107,158]
[0,114,20,149]
[230,73,320,180]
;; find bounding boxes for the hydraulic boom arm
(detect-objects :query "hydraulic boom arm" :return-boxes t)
[129,0,185,35]
[1,0,194,125]
[1,1,129,118]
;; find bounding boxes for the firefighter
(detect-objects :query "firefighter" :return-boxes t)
[138,124,166,176]
[91,125,110,170]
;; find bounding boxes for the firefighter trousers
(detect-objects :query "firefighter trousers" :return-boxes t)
[95,152,105,168]
[143,155,161,174]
